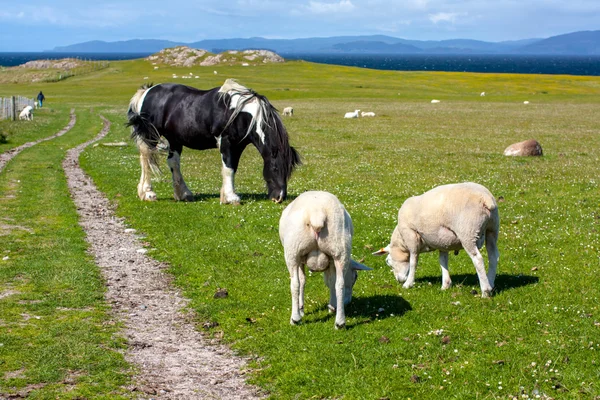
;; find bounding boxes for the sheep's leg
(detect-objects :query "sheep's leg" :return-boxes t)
[463,241,493,297]
[287,258,303,325]
[298,265,306,317]
[167,147,194,202]
[439,251,452,290]
[485,231,499,290]
[324,267,336,313]
[333,257,347,329]
[137,142,157,201]
[403,252,418,289]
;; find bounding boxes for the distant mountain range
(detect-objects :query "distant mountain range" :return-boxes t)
[50,31,600,56]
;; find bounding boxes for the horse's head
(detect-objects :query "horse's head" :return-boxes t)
[220,83,302,203]
[263,140,301,203]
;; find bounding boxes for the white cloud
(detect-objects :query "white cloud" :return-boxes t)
[429,12,464,24]
[308,0,355,14]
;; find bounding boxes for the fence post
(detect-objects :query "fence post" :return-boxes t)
[10,96,16,121]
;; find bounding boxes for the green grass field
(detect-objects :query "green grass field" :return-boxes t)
[1,58,599,399]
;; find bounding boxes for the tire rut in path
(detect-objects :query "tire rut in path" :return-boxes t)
[0,109,76,173]
[62,115,263,399]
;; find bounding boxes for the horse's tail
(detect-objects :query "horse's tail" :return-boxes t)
[127,83,161,174]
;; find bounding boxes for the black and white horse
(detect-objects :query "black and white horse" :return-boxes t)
[127,79,301,204]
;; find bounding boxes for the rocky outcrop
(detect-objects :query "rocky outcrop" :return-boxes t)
[503,139,543,156]
[146,46,284,67]
[18,59,86,70]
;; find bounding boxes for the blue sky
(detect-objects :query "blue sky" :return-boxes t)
[1,0,599,51]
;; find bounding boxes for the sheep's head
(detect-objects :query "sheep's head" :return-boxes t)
[373,245,410,283]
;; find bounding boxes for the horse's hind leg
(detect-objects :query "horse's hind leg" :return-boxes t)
[138,142,157,201]
[167,149,194,202]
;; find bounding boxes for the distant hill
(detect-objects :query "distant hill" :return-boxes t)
[516,30,600,55]
[49,31,600,56]
[53,39,186,53]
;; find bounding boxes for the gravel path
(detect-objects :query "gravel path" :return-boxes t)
[0,109,76,173]
[59,115,263,399]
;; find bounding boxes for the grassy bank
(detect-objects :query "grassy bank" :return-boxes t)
[0,109,131,398]
[1,58,599,399]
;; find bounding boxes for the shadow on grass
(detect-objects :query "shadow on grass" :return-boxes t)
[414,273,539,295]
[149,191,300,204]
[191,192,299,203]
[304,295,412,329]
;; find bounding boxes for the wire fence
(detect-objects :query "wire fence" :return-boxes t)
[0,96,36,121]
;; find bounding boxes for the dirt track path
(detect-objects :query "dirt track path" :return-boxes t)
[0,109,76,173]
[62,115,263,399]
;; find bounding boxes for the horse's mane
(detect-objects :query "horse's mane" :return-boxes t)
[217,79,301,178]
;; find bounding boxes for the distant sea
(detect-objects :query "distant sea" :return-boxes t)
[1,52,600,76]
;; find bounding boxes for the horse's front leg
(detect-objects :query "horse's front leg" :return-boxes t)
[219,145,242,205]
[167,148,194,202]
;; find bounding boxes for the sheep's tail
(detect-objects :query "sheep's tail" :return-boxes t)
[309,211,327,233]
[484,196,500,235]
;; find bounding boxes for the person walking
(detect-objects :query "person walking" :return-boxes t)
[37,91,45,108]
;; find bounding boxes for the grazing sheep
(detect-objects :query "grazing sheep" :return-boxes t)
[523,101,530,104]
[361,111,375,117]
[282,106,294,116]
[374,182,499,297]
[480,92,486,96]
[431,99,440,104]
[344,110,360,118]
[279,191,372,329]
[19,105,33,121]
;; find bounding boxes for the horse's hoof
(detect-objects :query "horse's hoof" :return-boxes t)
[290,318,301,325]
[327,304,336,313]
[335,322,346,330]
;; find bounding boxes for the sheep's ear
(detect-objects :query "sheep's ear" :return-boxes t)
[372,245,390,256]
[350,260,373,271]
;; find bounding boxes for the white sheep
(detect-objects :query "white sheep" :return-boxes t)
[19,105,33,121]
[431,99,440,104]
[282,106,294,116]
[279,191,372,329]
[361,111,375,117]
[344,110,360,118]
[480,92,486,97]
[374,182,499,297]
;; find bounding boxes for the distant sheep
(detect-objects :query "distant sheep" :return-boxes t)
[523,101,530,104]
[431,99,440,104]
[344,110,360,118]
[503,139,543,157]
[361,111,375,117]
[279,191,372,329]
[19,105,33,121]
[480,92,486,96]
[282,106,294,116]
[374,182,499,297]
